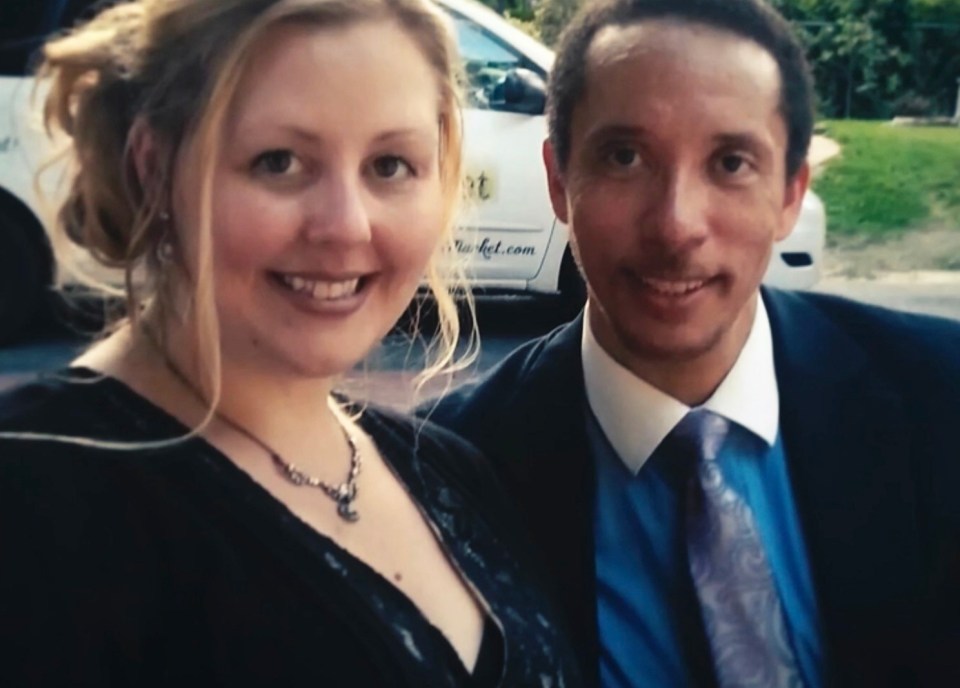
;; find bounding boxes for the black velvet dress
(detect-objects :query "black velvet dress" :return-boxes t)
[0,369,581,687]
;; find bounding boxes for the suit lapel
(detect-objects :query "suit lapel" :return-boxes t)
[764,289,921,684]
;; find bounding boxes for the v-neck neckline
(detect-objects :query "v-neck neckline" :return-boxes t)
[66,366,503,685]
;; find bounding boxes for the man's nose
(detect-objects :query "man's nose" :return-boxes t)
[302,175,372,245]
[645,168,710,248]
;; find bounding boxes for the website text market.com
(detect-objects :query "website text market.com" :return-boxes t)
[453,238,537,260]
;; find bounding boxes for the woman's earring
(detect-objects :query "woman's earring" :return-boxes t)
[156,209,174,263]
[156,238,175,263]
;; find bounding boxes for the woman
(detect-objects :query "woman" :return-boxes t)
[0,1,580,685]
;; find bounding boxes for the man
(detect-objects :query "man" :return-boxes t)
[425,0,960,685]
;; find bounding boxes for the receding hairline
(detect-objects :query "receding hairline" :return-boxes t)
[555,13,796,173]
[585,17,782,93]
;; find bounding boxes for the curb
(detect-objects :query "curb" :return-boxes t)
[821,270,960,286]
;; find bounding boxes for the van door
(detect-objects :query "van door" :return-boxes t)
[445,11,557,288]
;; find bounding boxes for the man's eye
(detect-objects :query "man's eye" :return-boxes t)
[372,155,413,180]
[608,147,641,168]
[718,154,748,174]
[252,150,302,175]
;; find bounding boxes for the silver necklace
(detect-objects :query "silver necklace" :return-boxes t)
[149,331,363,523]
[217,411,363,523]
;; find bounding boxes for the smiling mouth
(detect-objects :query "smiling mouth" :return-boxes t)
[638,276,710,296]
[275,273,365,301]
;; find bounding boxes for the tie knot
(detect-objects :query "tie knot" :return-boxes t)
[671,409,730,463]
[651,409,730,487]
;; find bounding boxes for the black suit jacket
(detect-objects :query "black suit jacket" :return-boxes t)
[425,288,960,687]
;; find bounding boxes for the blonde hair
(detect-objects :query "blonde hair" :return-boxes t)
[39,0,476,419]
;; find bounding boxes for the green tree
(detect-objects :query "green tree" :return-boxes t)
[910,0,960,115]
[535,0,582,47]
[688,0,960,117]
[491,0,959,118]
[802,10,911,117]
[913,0,960,21]
[775,0,942,118]
[478,0,534,19]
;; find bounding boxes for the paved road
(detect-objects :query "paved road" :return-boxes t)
[0,297,564,408]
[2,276,958,408]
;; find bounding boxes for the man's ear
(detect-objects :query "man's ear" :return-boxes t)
[776,160,811,242]
[543,139,570,225]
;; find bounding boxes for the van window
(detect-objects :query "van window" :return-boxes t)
[448,14,529,110]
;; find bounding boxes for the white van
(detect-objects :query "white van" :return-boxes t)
[0,0,825,342]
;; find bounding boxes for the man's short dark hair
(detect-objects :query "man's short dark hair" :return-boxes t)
[547,0,814,179]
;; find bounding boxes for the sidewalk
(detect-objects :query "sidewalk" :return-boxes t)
[823,270,960,285]
[809,134,842,171]
[815,271,960,321]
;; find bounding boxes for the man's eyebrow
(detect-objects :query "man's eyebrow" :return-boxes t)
[712,132,770,154]
[583,124,648,144]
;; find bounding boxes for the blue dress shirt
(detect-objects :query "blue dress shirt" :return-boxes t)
[591,413,824,688]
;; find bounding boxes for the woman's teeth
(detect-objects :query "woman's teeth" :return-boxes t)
[281,275,360,300]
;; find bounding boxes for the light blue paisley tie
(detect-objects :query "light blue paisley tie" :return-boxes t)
[677,409,804,688]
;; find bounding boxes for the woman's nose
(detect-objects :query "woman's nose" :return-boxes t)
[302,175,372,245]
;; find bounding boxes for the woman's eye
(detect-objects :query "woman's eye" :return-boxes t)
[252,150,302,176]
[372,155,413,180]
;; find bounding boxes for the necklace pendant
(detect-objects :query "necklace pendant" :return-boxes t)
[335,483,356,501]
[337,497,360,523]
[334,482,359,522]
[261,421,361,523]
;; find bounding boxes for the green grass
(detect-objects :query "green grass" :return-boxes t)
[814,120,960,238]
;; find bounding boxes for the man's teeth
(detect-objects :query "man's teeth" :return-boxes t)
[281,275,360,300]
[641,277,706,295]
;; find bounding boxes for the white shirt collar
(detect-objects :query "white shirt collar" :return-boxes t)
[581,296,779,475]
